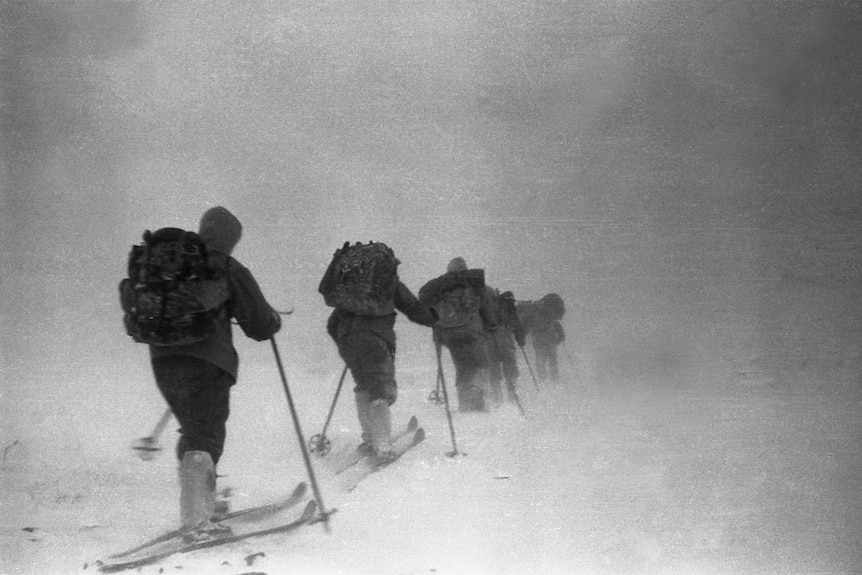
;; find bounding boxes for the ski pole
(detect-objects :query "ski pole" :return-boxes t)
[435,340,463,457]
[519,346,540,391]
[132,408,172,461]
[427,359,444,404]
[270,337,333,532]
[308,364,349,456]
[505,379,527,417]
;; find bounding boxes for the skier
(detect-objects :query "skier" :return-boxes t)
[143,207,283,542]
[519,293,566,384]
[486,289,526,406]
[419,257,497,411]
[320,242,437,462]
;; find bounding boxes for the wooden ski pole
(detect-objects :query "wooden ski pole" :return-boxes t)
[308,365,349,456]
[435,339,463,457]
[270,337,333,532]
[132,408,172,461]
[519,346,540,391]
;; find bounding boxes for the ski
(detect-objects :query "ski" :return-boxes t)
[333,415,419,475]
[98,499,317,573]
[342,427,426,492]
[108,481,308,559]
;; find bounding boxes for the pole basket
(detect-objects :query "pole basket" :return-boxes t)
[307,433,332,456]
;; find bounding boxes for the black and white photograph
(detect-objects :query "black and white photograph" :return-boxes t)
[2,1,861,573]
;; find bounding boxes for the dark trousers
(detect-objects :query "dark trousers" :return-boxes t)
[335,332,397,404]
[439,331,488,409]
[151,356,233,465]
[488,331,519,388]
[534,344,560,383]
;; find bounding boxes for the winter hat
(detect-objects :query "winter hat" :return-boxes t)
[198,206,242,255]
[447,257,468,273]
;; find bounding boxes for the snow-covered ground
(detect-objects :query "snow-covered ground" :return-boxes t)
[3,1,861,574]
[4,220,862,574]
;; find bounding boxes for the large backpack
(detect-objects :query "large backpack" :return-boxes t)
[318,241,399,317]
[419,269,485,335]
[119,228,230,346]
[540,293,565,321]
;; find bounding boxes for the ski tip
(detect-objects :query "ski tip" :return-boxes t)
[407,415,419,431]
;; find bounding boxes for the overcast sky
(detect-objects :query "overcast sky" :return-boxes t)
[2,1,860,421]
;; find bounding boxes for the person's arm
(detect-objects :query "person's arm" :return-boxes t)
[479,285,498,331]
[393,280,437,327]
[512,314,527,347]
[553,321,565,344]
[227,258,282,341]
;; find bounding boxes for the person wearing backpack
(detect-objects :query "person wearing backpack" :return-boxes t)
[519,293,566,384]
[419,257,498,412]
[486,289,526,407]
[319,242,437,462]
[121,206,282,542]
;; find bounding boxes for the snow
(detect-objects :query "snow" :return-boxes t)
[4,253,862,574]
[3,1,862,574]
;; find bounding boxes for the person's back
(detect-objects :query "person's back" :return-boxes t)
[521,293,565,384]
[419,257,495,411]
[321,241,436,460]
[149,208,281,376]
[144,206,282,541]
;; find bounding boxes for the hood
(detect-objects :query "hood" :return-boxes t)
[198,206,242,255]
[447,257,468,273]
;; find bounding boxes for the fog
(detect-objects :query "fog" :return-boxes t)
[2,0,861,519]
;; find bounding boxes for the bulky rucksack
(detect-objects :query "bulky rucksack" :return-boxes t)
[419,269,485,335]
[435,286,481,330]
[318,241,399,317]
[541,293,565,321]
[119,228,230,346]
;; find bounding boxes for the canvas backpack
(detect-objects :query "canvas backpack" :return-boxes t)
[119,228,230,346]
[541,293,565,321]
[419,268,485,336]
[319,241,399,317]
[435,286,482,331]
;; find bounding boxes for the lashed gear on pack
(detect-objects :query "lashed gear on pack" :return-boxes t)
[540,293,565,321]
[434,287,481,331]
[418,268,485,337]
[120,228,230,346]
[319,242,399,317]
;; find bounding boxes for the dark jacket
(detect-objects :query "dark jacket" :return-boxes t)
[326,280,436,353]
[491,290,526,347]
[150,251,281,379]
[418,269,497,338]
[518,300,565,350]
[149,207,281,379]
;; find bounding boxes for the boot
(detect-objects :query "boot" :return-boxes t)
[179,450,232,543]
[367,398,396,463]
[213,498,230,521]
[354,391,375,456]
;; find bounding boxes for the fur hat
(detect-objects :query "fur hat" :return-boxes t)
[447,257,468,273]
[198,206,242,255]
